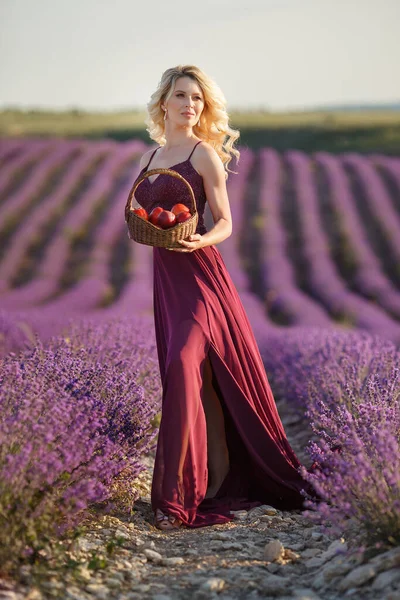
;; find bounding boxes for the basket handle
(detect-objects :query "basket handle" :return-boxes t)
[125,168,198,223]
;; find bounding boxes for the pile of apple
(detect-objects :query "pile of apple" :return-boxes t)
[132,203,192,229]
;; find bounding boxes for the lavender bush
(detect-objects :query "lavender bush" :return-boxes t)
[302,368,400,547]
[0,313,161,571]
[261,326,400,547]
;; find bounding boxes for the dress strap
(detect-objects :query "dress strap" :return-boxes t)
[145,146,161,170]
[188,140,202,160]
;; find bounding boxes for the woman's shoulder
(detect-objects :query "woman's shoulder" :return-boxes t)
[195,141,225,175]
[196,140,217,158]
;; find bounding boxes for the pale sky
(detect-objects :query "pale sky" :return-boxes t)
[1,0,399,111]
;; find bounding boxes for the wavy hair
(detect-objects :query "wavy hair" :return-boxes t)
[145,65,240,177]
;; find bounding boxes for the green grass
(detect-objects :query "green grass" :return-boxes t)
[1,108,400,153]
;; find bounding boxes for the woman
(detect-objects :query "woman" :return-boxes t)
[128,65,315,531]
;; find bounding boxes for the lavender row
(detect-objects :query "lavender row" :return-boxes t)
[0,141,129,309]
[371,154,400,210]
[0,143,102,290]
[0,139,81,232]
[217,147,279,343]
[258,149,331,327]
[0,137,30,164]
[105,191,154,317]
[342,153,400,272]
[316,152,400,319]
[0,139,55,198]
[286,151,400,345]
[41,142,150,314]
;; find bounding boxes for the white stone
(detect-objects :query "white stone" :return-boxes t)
[222,542,243,551]
[263,539,285,562]
[372,568,400,591]
[209,540,224,549]
[292,589,322,600]
[130,584,151,593]
[104,577,122,589]
[318,538,348,564]
[260,573,290,595]
[65,588,88,600]
[305,557,325,569]
[311,571,326,590]
[76,537,103,552]
[142,548,163,563]
[200,577,225,591]
[76,566,92,582]
[259,515,274,522]
[322,558,353,581]
[263,505,279,515]
[161,557,185,566]
[249,504,278,517]
[115,528,130,540]
[184,548,199,556]
[338,564,376,591]
[230,510,248,520]
[85,583,109,600]
[134,537,146,547]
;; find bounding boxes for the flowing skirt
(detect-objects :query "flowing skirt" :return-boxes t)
[150,244,313,528]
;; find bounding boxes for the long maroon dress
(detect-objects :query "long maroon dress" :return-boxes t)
[132,141,314,528]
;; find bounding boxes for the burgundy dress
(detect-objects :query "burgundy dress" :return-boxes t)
[132,141,313,528]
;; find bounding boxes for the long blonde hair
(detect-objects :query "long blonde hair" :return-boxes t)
[145,65,240,177]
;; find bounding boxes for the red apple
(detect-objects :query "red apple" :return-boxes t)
[133,207,148,220]
[156,210,177,229]
[149,206,164,225]
[175,210,192,223]
[171,203,190,216]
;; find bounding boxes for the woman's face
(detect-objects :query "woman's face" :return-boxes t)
[163,76,204,128]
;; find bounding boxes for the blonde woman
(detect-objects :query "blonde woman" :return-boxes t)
[128,65,315,531]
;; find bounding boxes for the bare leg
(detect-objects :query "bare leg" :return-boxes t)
[201,354,230,498]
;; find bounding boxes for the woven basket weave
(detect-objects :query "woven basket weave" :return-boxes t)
[124,168,198,248]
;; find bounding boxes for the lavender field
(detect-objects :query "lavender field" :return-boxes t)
[0,137,399,586]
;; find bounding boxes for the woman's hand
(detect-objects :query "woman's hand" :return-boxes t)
[167,233,204,252]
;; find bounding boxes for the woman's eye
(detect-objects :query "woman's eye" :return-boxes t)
[177,93,202,100]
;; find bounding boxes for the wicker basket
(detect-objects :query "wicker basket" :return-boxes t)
[125,168,198,248]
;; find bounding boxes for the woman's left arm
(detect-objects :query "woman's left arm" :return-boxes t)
[175,143,232,252]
